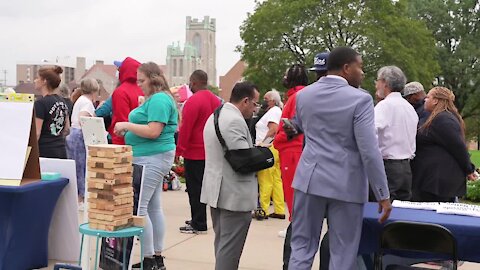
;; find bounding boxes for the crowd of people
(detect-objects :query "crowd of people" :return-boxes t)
[30,45,477,270]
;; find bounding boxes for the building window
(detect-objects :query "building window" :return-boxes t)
[179,59,183,77]
[173,59,177,77]
[193,33,202,57]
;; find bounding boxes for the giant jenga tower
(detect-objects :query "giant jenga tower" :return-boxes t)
[87,144,134,231]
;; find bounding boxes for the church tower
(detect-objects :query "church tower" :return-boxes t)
[185,16,216,86]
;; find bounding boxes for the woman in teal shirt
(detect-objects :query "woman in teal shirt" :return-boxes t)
[114,62,177,270]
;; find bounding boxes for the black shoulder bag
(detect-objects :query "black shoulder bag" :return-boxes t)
[213,105,274,174]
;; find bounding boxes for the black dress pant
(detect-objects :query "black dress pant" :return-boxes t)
[384,159,412,201]
[184,159,207,231]
[283,222,329,270]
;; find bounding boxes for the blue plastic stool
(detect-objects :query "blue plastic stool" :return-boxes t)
[78,223,144,270]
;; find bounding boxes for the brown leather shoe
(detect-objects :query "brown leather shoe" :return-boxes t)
[269,213,286,219]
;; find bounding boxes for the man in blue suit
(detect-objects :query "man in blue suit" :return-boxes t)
[288,47,392,270]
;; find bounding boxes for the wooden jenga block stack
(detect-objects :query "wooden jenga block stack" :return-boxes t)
[87,144,134,231]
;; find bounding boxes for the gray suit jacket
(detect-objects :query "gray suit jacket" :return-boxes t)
[293,76,390,203]
[200,102,258,212]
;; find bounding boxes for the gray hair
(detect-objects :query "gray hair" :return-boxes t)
[377,66,407,92]
[265,90,283,109]
[57,83,70,98]
[80,78,100,95]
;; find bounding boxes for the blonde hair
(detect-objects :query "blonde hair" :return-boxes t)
[138,62,180,122]
[80,78,100,95]
[421,86,465,138]
[138,62,170,96]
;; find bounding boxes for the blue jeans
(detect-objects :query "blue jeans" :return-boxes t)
[66,128,86,197]
[134,150,174,257]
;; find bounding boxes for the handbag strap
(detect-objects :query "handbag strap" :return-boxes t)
[213,104,229,151]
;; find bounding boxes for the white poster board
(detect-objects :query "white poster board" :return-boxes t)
[40,158,80,262]
[0,95,34,180]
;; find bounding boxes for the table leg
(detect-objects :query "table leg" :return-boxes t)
[78,234,84,265]
[123,238,127,270]
[94,236,100,270]
[140,234,144,270]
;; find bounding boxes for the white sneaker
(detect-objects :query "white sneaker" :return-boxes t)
[78,202,84,212]
[278,229,287,238]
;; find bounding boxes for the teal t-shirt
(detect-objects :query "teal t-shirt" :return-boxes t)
[125,92,178,157]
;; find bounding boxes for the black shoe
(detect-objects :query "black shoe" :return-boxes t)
[132,257,158,270]
[179,224,207,234]
[154,255,166,270]
[269,213,286,219]
[252,208,268,220]
[185,220,191,225]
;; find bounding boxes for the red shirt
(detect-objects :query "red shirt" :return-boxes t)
[274,86,305,153]
[109,57,144,145]
[176,90,221,160]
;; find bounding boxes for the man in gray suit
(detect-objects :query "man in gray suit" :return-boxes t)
[288,47,392,270]
[201,82,260,270]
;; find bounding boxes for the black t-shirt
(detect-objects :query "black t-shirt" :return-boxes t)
[63,97,74,123]
[34,94,69,156]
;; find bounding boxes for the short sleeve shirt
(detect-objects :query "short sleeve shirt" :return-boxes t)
[125,92,178,157]
[255,106,282,145]
[71,95,95,128]
[34,94,69,148]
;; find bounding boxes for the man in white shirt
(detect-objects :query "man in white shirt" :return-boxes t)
[374,66,418,200]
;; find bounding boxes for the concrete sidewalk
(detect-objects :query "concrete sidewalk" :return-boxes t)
[43,185,478,269]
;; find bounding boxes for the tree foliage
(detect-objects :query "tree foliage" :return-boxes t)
[407,0,480,119]
[238,0,440,95]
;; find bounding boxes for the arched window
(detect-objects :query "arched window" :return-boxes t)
[173,59,177,77]
[193,33,202,57]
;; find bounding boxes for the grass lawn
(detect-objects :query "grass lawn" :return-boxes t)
[470,150,480,168]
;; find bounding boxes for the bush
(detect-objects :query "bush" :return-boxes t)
[466,181,480,202]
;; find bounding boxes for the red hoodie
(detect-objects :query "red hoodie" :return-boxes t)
[274,86,305,153]
[176,90,221,160]
[109,57,144,145]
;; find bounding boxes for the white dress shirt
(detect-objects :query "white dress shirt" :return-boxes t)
[374,92,418,159]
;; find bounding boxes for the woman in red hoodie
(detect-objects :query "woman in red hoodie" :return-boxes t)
[273,64,308,216]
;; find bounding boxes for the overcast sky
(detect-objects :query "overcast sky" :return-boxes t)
[0,0,257,86]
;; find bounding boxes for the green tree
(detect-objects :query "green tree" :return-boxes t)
[407,0,480,119]
[238,0,440,95]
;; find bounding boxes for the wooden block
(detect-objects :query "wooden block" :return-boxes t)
[89,217,132,226]
[89,205,133,216]
[87,196,133,206]
[88,144,132,153]
[87,180,132,190]
[88,172,132,181]
[90,202,133,211]
[88,213,132,222]
[88,176,133,186]
[88,155,133,164]
[88,165,132,175]
[90,222,132,231]
[133,216,145,227]
[88,184,133,195]
[89,191,134,201]
[87,160,132,170]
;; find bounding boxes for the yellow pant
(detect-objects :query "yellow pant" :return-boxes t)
[257,146,285,215]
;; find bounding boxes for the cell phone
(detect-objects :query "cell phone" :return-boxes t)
[281,118,298,134]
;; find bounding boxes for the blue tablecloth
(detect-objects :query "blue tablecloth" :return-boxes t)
[359,202,480,263]
[0,178,68,270]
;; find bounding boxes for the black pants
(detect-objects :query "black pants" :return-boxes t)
[184,159,207,231]
[384,159,412,201]
[283,223,330,270]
